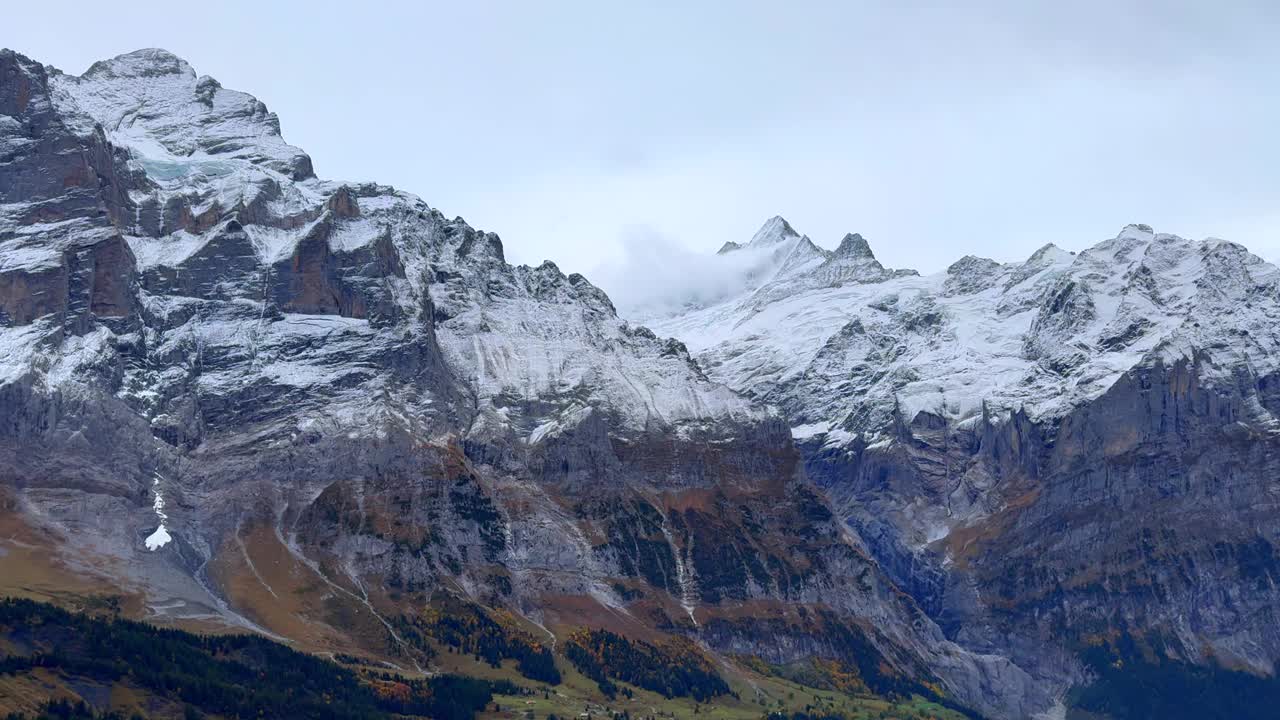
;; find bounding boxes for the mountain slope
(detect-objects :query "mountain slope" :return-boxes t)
[0,48,1046,719]
[648,217,1280,711]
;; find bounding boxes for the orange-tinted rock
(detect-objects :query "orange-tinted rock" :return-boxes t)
[326,186,360,218]
[0,263,68,325]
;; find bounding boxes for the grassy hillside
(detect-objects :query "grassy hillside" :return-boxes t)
[0,597,513,720]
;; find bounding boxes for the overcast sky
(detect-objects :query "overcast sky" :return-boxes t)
[10,1,1280,293]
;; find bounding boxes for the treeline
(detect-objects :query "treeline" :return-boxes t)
[5,699,132,720]
[393,592,560,684]
[563,628,729,701]
[704,613,970,712]
[0,598,515,720]
[1071,631,1280,720]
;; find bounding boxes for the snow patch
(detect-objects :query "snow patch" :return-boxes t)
[145,473,172,551]
[790,421,830,439]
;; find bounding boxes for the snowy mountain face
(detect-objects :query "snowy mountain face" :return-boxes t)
[651,219,1280,442]
[0,49,1061,719]
[649,216,1280,702]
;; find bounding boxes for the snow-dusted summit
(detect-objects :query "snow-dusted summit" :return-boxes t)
[1,46,758,442]
[649,218,1280,447]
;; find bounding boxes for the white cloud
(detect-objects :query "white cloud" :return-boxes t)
[590,225,790,319]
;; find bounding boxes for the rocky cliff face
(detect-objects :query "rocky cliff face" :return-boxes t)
[0,49,1051,719]
[648,217,1280,712]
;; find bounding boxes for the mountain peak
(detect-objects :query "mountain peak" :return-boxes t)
[58,47,316,181]
[1026,242,1073,266]
[82,48,194,80]
[748,216,800,248]
[1116,223,1155,240]
[834,232,875,260]
[946,254,1001,275]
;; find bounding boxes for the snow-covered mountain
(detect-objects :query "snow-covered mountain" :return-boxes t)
[7,45,1280,720]
[651,218,1280,444]
[0,48,1057,719]
[4,47,754,437]
[648,216,1280,708]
